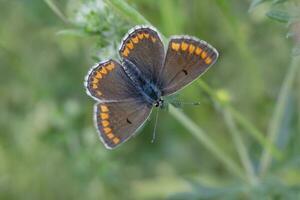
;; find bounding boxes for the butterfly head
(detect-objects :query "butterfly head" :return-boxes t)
[154,98,164,108]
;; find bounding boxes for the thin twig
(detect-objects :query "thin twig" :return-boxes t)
[197,80,283,159]
[169,105,247,181]
[104,0,150,25]
[44,0,69,24]
[223,109,258,185]
[259,55,300,176]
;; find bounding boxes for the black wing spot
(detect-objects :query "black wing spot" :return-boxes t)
[126,118,132,124]
[182,69,188,75]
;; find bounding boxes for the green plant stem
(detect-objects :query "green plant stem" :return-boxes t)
[197,80,282,160]
[104,0,151,25]
[214,0,263,96]
[259,55,300,176]
[211,1,284,161]
[223,109,258,185]
[168,105,247,181]
[44,0,69,24]
[298,59,300,143]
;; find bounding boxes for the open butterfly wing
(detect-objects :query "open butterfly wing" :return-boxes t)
[159,36,218,96]
[94,101,152,149]
[85,27,219,149]
[119,26,165,83]
[85,59,141,102]
[85,59,152,149]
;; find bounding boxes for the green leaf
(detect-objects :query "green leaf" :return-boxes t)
[249,0,271,12]
[266,9,290,22]
[56,29,89,37]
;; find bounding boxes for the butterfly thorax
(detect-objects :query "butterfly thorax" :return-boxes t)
[122,58,162,105]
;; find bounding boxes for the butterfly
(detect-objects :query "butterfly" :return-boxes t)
[85,25,218,149]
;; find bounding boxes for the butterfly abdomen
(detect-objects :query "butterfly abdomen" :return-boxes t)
[122,58,161,105]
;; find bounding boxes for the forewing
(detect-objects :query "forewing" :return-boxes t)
[85,59,141,102]
[119,25,165,83]
[94,101,152,149]
[159,36,218,96]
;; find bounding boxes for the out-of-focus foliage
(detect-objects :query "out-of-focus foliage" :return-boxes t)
[0,0,299,199]
[250,0,300,55]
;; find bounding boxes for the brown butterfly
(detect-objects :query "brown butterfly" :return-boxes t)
[85,25,218,149]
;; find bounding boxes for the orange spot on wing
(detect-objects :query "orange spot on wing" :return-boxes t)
[96,91,102,96]
[92,78,99,84]
[103,127,112,134]
[131,36,139,44]
[106,63,115,71]
[205,57,212,64]
[151,36,157,43]
[100,67,107,74]
[95,71,102,79]
[138,33,144,39]
[112,137,120,144]
[181,42,188,51]
[100,105,109,112]
[100,113,109,120]
[195,47,202,55]
[189,44,195,54]
[201,51,207,59]
[171,42,180,51]
[144,33,149,38]
[122,47,130,57]
[126,40,134,50]
[101,120,110,127]
[107,133,114,139]
[92,84,98,89]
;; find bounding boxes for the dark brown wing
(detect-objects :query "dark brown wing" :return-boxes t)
[85,59,141,102]
[94,101,152,149]
[119,25,165,84]
[159,36,218,96]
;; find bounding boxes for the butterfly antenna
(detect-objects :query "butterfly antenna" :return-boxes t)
[181,101,201,106]
[151,108,160,143]
[171,100,201,108]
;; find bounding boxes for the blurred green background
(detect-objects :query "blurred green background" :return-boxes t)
[0,0,300,199]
